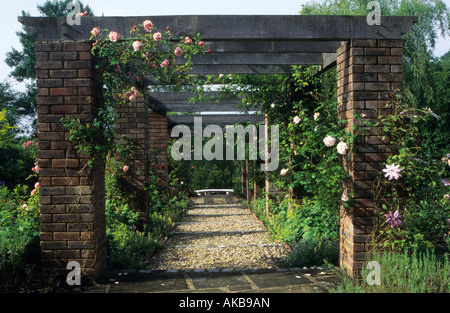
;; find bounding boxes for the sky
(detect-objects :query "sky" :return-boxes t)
[1,0,449,91]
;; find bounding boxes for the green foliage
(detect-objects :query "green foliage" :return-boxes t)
[0,110,16,143]
[0,185,40,292]
[4,1,93,137]
[333,249,449,293]
[246,197,340,266]
[63,21,208,169]
[105,157,189,269]
[189,159,236,191]
[62,106,132,168]
[283,237,340,268]
[0,141,36,189]
[37,0,94,17]
[301,0,450,155]
[372,95,450,252]
[107,223,159,270]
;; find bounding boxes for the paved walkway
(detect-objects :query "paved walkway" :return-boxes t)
[85,196,341,293]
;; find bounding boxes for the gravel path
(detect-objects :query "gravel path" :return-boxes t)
[148,197,289,270]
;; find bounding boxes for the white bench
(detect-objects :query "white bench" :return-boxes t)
[195,189,234,196]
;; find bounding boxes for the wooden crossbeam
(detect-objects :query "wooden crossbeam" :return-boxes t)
[154,65,296,75]
[149,100,260,113]
[167,114,265,127]
[205,41,344,53]
[147,92,262,113]
[19,15,417,42]
[148,91,240,102]
[175,52,326,65]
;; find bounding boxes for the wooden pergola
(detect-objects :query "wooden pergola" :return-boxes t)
[21,15,415,125]
[20,14,417,281]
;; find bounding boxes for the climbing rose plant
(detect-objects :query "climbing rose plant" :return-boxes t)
[63,21,208,168]
[90,21,207,95]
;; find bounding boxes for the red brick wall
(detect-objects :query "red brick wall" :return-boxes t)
[148,109,169,187]
[115,98,150,218]
[36,41,106,281]
[337,39,403,276]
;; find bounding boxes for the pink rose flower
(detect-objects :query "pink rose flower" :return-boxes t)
[198,41,204,46]
[34,182,40,189]
[160,60,169,68]
[341,192,349,202]
[174,47,183,56]
[293,116,301,125]
[23,140,35,149]
[129,95,136,102]
[109,31,120,42]
[185,37,192,44]
[90,27,101,37]
[125,91,133,98]
[134,90,141,97]
[132,41,142,52]
[31,189,37,195]
[153,32,162,42]
[123,165,129,173]
[143,20,153,32]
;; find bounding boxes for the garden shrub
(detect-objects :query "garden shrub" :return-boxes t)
[333,248,449,293]
[246,197,340,267]
[0,185,40,292]
[105,157,190,269]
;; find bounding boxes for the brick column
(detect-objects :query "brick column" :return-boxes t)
[148,109,169,187]
[36,41,106,282]
[115,98,149,219]
[337,39,403,276]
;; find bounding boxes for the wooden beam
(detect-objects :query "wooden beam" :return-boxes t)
[204,41,344,53]
[167,114,265,127]
[148,91,240,102]
[147,92,263,112]
[160,65,295,74]
[150,100,260,113]
[19,15,417,42]
[175,52,325,65]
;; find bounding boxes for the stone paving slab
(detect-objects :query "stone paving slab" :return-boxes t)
[85,267,341,293]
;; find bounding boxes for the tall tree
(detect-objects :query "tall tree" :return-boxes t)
[301,0,450,157]
[3,1,94,135]
[300,0,449,108]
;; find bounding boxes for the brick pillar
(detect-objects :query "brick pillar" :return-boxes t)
[36,41,106,282]
[148,109,169,187]
[115,98,149,219]
[337,39,403,277]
